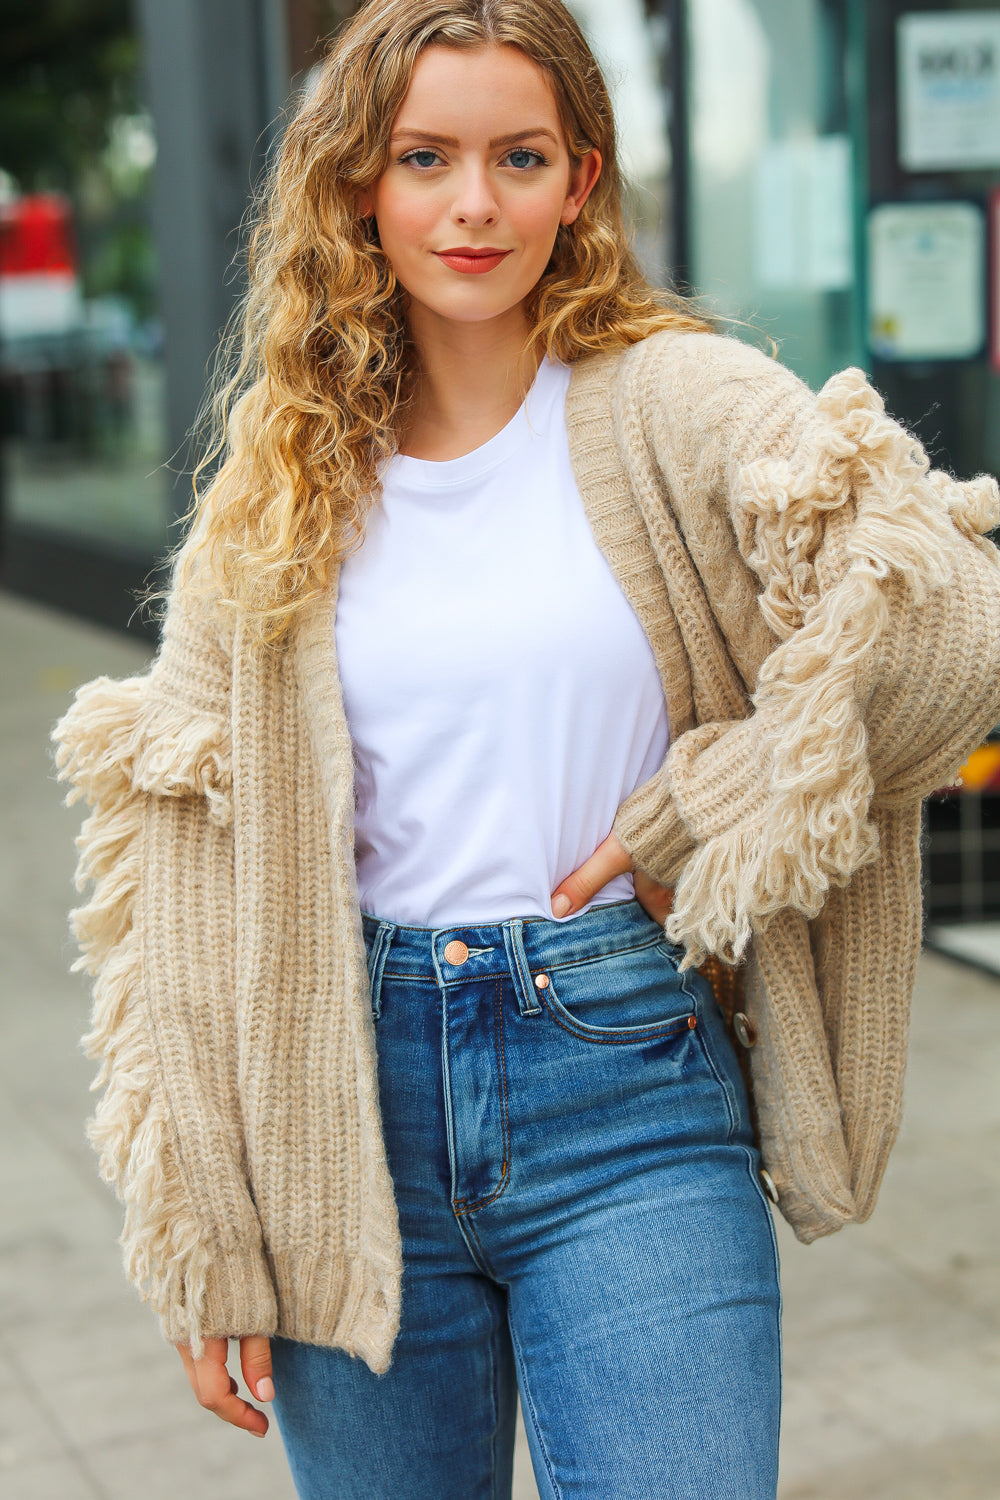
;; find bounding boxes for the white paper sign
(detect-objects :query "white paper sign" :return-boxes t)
[898,12,1000,171]
[868,200,985,360]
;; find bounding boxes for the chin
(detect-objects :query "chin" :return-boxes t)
[412,293,526,326]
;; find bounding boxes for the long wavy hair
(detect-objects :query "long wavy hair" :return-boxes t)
[180,0,714,643]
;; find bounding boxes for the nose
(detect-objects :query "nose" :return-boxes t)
[451,164,500,228]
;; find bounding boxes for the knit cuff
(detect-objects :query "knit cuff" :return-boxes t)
[613,718,769,887]
[159,1240,278,1355]
[613,767,696,886]
[667,719,769,841]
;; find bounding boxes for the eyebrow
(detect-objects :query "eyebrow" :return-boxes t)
[391,127,560,149]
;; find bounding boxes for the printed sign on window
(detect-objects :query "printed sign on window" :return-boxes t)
[868,200,985,361]
[898,12,1000,171]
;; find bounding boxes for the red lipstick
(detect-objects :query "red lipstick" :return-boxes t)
[434,247,512,274]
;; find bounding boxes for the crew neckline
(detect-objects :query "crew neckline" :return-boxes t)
[386,357,565,490]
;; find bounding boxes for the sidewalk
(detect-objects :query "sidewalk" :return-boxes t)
[927,920,1000,977]
[2,588,999,1499]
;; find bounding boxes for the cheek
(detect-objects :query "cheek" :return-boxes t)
[512,193,567,256]
[374,187,434,255]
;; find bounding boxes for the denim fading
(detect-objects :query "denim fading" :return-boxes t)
[272,898,781,1500]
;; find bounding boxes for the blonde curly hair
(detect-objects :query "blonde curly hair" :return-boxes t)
[181,0,713,642]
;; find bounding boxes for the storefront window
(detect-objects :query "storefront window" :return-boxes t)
[568,0,673,280]
[0,12,169,551]
[686,0,863,386]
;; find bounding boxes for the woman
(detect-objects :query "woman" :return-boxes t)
[53,2,1000,1496]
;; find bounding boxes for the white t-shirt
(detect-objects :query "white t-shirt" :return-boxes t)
[335,357,670,927]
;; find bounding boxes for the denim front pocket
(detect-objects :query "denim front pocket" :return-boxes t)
[538,938,695,1045]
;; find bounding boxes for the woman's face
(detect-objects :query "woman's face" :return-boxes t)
[359,44,601,338]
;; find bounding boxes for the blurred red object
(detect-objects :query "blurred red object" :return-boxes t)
[0,192,82,342]
[0,192,77,277]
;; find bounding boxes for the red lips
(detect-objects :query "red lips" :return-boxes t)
[434,247,512,274]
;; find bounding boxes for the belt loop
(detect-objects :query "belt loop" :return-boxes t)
[366,920,397,1020]
[503,919,542,1017]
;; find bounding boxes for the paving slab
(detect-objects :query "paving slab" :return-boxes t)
[927,920,1000,976]
[3,590,999,1500]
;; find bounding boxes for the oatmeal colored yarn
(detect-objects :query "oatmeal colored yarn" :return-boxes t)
[54,330,1000,1372]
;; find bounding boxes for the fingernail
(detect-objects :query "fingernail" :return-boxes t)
[552,894,572,917]
[256,1377,275,1402]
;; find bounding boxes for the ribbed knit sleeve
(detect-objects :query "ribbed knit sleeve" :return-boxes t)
[52,581,278,1355]
[612,717,764,886]
[613,333,1000,966]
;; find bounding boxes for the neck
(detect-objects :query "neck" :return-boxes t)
[398,304,542,460]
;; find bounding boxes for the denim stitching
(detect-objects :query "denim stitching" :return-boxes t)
[538,932,668,976]
[453,978,511,1214]
[511,929,534,1003]
[365,920,397,1021]
[504,919,542,1016]
[439,974,462,1230]
[459,1210,500,1279]
[380,936,677,987]
[690,1002,740,1142]
[540,996,695,1047]
[742,1144,783,1455]
[453,1165,509,1214]
[539,972,695,1046]
[508,1318,562,1500]
[486,1275,499,1500]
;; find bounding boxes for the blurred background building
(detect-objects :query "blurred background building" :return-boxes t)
[2,0,1000,923]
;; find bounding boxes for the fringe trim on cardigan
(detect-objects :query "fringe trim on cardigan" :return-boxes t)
[55,676,232,829]
[53,676,230,1356]
[667,368,1000,966]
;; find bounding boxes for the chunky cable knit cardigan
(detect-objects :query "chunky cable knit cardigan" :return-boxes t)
[54,330,1000,1374]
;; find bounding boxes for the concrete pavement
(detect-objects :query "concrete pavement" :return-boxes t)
[928,920,1000,977]
[2,588,999,1498]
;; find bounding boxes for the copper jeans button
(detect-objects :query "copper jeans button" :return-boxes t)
[444,940,469,965]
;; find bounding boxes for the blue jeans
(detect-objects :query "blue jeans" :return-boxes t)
[272,899,781,1499]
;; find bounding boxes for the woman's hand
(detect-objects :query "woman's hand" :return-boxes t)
[551,831,674,926]
[175,1335,274,1437]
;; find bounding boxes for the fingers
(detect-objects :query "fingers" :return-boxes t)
[175,1339,201,1400]
[174,1338,269,1437]
[549,831,674,925]
[551,831,633,917]
[633,869,675,927]
[240,1334,275,1405]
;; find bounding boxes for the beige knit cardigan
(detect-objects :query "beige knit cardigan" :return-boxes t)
[54,330,1000,1374]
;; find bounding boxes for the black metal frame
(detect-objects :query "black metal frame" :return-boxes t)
[661,0,692,292]
[863,0,998,477]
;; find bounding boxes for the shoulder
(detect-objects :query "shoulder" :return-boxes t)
[623,329,812,425]
[626,326,789,376]
[571,329,812,440]
[568,329,817,490]
[572,327,807,395]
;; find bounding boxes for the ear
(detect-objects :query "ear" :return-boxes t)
[561,148,602,226]
[356,186,374,219]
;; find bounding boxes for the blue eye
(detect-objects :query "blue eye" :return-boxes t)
[506,148,545,169]
[401,149,440,169]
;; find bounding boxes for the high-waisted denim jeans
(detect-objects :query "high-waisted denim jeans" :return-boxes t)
[272,899,781,1500]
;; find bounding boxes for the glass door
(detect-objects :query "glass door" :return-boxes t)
[683,0,865,386]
